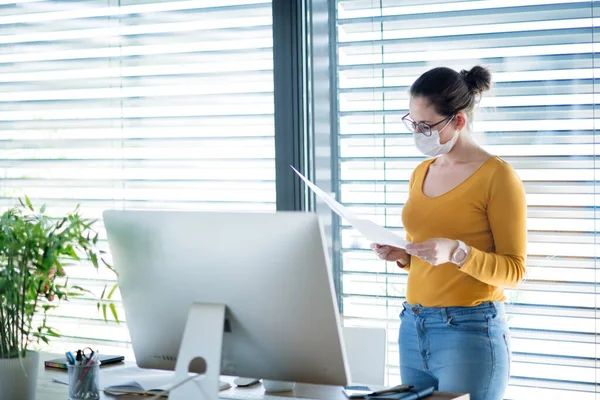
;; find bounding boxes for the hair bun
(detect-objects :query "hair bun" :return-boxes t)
[460,65,491,94]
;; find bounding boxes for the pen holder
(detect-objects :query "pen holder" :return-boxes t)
[67,363,100,400]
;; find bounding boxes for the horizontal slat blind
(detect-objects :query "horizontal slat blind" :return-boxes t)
[0,0,274,357]
[335,1,599,398]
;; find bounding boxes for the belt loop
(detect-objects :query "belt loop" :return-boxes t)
[440,307,449,323]
[496,301,504,315]
[490,301,498,316]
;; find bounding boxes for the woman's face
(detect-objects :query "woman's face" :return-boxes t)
[408,96,456,144]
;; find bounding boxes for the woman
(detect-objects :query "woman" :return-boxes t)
[371,66,526,400]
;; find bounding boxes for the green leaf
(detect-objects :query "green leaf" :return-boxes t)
[56,218,66,229]
[71,285,94,296]
[40,204,47,214]
[64,245,80,261]
[46,328,60,338]
[100,285,107,299]
[109,303,119,323]
[101,258,116,274]
[107,283,118,300]
[102,303,108,321]
[90,252,98,268]
[24,195,34,211]
[97,302,101,313]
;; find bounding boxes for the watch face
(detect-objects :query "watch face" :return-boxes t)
[454,249,467,263]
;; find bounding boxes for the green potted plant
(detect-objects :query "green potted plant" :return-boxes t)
[0,197,118,400]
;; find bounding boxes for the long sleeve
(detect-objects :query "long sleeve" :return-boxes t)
[459,161,527,288]
[397,170,417,271]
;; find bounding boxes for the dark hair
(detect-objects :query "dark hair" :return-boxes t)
[409,65,492,117]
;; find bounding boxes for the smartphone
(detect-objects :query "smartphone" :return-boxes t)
[342,385,372,399]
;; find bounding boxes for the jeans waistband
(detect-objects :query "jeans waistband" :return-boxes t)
[402,301,505,319]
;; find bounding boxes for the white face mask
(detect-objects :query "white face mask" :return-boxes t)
[413,119,458,157]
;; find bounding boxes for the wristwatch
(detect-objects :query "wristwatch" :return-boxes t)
[451,240,468,266]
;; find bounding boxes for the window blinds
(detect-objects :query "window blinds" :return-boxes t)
[0,0,274,357]
[334,1,599,398]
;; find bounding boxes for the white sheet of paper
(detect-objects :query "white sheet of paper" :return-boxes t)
[349,218,409,249]
[52,366,175,390]
[290,166,358,221]
[54,366,230,393]
[291,166,409,249]
[101,366,175,391]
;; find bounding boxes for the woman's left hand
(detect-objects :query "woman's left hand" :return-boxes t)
[405,238,457,266]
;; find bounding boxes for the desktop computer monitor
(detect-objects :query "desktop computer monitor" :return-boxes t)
[103,210,350,387]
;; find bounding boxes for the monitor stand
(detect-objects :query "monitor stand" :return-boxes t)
[170,303,225,400]
[169,303,297,399]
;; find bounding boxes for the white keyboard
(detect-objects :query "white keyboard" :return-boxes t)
[219,392,317,400]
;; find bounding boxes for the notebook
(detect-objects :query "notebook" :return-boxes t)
[101,367,231,396]
[53,366,231,396]
[366,386,435,400]
[45,354,124,370]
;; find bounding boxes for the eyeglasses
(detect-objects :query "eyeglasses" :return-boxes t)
[402,113,455,137]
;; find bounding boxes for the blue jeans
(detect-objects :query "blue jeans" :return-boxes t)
[399,301,510,400]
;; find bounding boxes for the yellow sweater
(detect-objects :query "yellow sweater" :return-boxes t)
[401,156,527,307]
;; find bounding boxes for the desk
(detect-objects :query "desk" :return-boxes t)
[37,354,469,400]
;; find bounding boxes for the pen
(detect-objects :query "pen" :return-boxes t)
[65,351,75,365]
[73,375,83,395]
[75,350,85,397]
[83,365,93,395]
[81,358,94,379]
[369,385,413,396]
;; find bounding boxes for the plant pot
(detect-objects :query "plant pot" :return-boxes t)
[0,351,39,400]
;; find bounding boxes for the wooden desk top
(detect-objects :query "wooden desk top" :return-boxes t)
[37,354,469,400]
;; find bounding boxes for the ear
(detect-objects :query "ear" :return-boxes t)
[455,111,468,131]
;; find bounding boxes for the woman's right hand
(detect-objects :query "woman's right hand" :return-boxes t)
[370,243,410,266]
